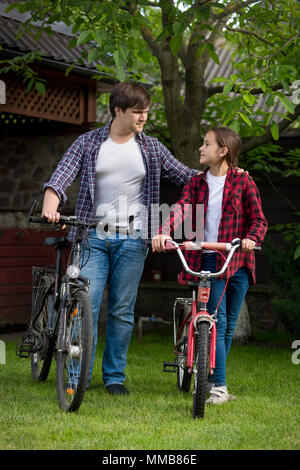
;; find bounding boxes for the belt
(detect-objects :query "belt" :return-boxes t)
[96,216,135,235]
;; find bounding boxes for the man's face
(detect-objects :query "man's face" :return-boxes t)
[115,106,149,134]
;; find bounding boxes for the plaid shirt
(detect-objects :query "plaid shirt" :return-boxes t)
[161,167,268,285]
[44,122,197,241]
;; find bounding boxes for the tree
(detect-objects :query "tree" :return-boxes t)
[4,0,300,166]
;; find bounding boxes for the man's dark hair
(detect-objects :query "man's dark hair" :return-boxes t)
[109,82,151,118]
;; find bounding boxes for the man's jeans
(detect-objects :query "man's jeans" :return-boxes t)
[201,253,250,387]
[80,229,148,387]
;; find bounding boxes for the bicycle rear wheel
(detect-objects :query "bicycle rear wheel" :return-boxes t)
[56,289,92,412]
[177,345,192,392]
[193,322,209,418]
[176,307,192,392]
[30,274,55,382]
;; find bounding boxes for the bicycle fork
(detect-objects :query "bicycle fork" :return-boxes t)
[186,283,216,374]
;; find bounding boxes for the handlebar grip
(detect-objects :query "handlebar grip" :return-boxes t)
[28,216,49,224]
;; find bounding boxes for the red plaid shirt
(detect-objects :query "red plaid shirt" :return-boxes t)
[160,167,268,285]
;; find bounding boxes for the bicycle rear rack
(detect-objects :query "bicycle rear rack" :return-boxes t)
[163,361,177,373]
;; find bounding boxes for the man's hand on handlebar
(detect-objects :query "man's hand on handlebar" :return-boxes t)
[42,207,67,230]
[152,234,172,252]
[42,209,61,224]
[41,188,66,228]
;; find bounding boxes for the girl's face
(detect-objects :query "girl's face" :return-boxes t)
[199,131,227,167]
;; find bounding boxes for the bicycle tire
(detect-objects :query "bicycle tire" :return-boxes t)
[56,289,92,412]
[193,321,209,419]
[30,278,55,382]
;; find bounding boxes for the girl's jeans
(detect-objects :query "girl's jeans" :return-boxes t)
[201,253,250,387]
[80,229,148,387]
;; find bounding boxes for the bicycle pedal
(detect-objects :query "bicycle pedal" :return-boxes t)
[163,361,177,373]
[15,330,42,358]
[15,342,32,358]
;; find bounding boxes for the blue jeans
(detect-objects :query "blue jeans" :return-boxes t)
[80,229,148,387]
[201,253,250,387]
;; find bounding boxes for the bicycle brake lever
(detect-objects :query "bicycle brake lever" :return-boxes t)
[29,200,38,217]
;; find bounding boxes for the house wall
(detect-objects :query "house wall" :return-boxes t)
[0,132,80,216]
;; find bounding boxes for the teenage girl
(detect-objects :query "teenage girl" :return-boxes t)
[152,127,268,404]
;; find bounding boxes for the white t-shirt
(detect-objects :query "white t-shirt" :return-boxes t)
[94,136,146,228]
[204,170,227,250]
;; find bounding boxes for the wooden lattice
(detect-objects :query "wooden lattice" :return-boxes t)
[0,74,85,124]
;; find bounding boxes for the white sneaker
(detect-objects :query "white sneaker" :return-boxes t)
[206,385,230,404]
[206,381,215,393]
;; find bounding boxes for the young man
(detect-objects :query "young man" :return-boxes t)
[42,82,198,395]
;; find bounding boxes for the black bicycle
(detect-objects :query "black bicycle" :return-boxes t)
[16,201,95,412]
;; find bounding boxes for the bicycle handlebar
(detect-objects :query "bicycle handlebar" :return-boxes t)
[163,238,261,279]
[28,200,97,229]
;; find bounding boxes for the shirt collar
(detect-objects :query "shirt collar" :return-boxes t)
[98,121,146,142]
[201,165,233,180]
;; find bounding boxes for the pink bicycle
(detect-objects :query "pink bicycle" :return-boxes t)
[162,238,260,418]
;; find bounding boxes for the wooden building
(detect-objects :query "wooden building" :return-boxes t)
[0,2,115,328]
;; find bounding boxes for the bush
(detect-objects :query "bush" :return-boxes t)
[264,237,300,336]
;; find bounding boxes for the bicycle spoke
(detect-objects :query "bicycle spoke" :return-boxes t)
[56,290,92,412]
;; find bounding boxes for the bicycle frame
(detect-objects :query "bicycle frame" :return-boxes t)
[175,285,216,375]
[17,201,94,358]
[162,237,261,418]
[167,238,243,376]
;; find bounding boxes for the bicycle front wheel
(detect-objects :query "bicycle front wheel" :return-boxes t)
[56,290,92,412]
[193,321,209,419]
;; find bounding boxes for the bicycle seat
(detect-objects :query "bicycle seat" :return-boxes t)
[44,237,70,250]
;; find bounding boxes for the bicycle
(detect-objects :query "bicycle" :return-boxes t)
[162,237,260,418]
[16,201,96,412]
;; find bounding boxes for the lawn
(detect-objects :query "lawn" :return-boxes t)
[0,328,299,450]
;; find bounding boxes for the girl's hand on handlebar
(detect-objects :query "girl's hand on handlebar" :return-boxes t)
[241,238,256,252]
[152,234,172,252]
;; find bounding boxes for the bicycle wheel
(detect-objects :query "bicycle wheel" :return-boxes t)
[56,289,92,412]
[31,277,55,382]
[176,308,192,392]
[193,321,209,418]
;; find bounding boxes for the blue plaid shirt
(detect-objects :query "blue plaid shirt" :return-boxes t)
[44,122,197,241]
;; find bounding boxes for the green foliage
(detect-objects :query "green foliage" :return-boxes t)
[4,1,300,135]
[263,237,300,335]
[0,52,46,94]
[241,145,300,178]
[240,145,300,261]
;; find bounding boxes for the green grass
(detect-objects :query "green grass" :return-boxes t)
[0,329,299,450]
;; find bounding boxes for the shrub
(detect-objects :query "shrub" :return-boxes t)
[264,237,300,336]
